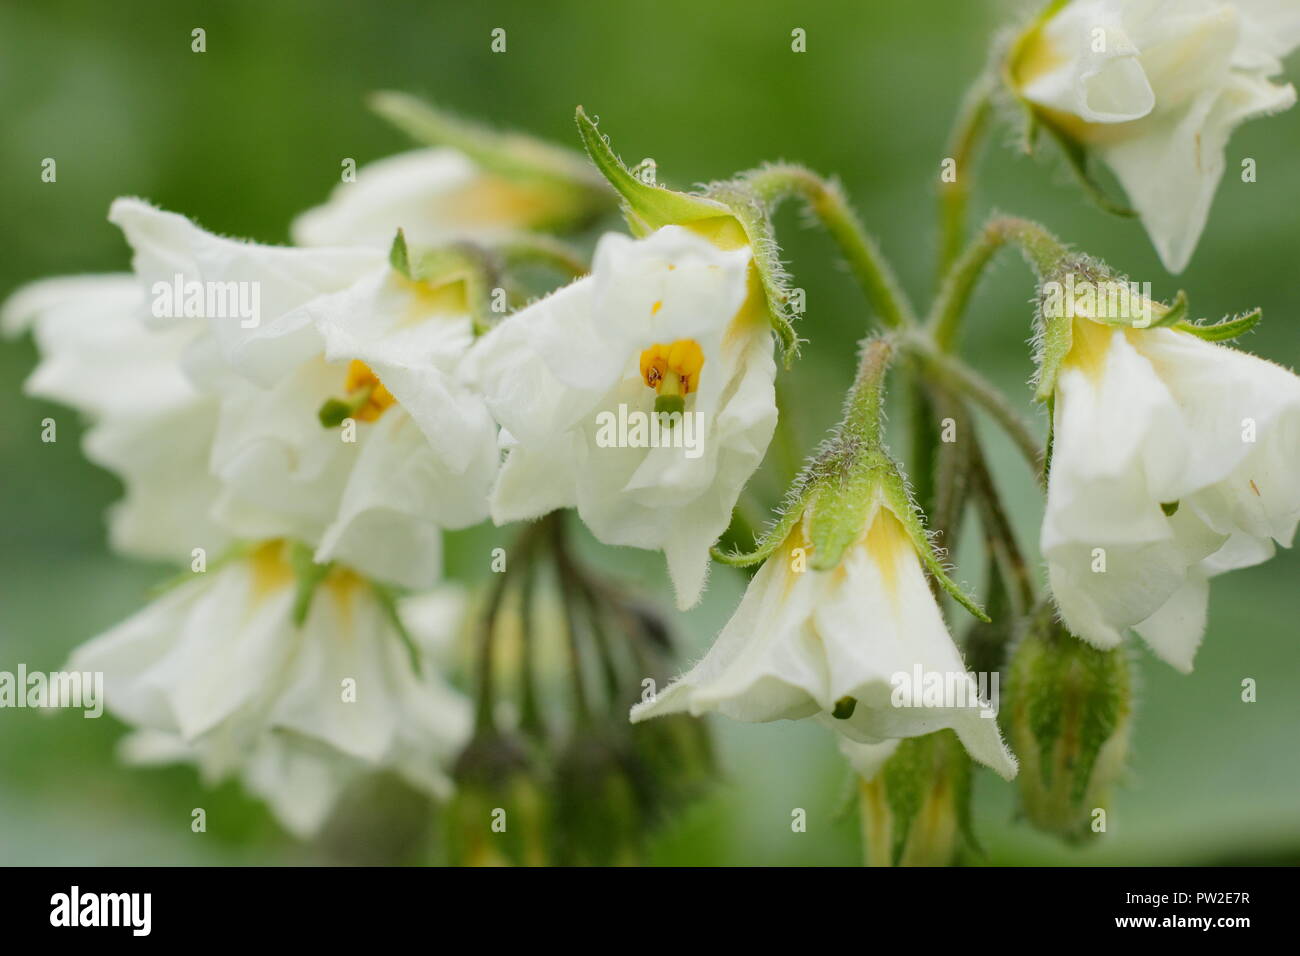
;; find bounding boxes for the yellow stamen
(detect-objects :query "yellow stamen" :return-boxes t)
[639,339,704,396]
[344,359,396,422]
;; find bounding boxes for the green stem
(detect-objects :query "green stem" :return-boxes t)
[937,75,994,283]
[928,216,1072,352]
[516,549,544,740]
[842,336,896,446]
[497,233,590,279]
[743,164,917,329]
[925,384,976,567]
[472,520,545,733]
[905,334,1045,487]
[473,559,513,734]
[969,443,1037,614]
[550,516,592,725]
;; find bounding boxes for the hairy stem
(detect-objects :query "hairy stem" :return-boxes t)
[937,75,994,283]
[905,334,1045,487]
[743,164,917,329]
[929,215,1071,351]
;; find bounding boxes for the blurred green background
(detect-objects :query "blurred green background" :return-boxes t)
[2,0,1297,865]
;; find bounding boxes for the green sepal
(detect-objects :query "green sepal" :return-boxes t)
[1175,308,1262,342]
[574,105,729,235]
[705,179,801,365]
[371,91,612,225]
[710,482,813,568]
[288,541,332,628]
[1146,289,1188,328]
[805,451,892,573]
[1032,256,1161,401]
[1034,292,1075,404]
[575,108,799,364]
[1037,120,1137,218]
[402,239,499,336]
[794,447,988,621]
[389,228,411,278]
[885,475,990,623]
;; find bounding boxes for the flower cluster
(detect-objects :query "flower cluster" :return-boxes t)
[7,1,1300,865]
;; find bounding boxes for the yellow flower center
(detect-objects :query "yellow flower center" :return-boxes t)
[343,359,396,422]
[639,339,704,397]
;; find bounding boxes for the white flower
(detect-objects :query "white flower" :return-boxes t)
[1011,0,1300,272]
[1044,317,1300,670]
[466,225,778,609]
[630,501,1018,779]
[292,148,578,249]
[71,541,472,836]
[119,729,376,840]
[110,198,499,589]
[2,275,229,562]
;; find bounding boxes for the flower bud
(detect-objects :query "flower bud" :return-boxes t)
[1006,604,1132,842]
[444,731,548,866]
[553,731,645,866]
[844,731,975,867]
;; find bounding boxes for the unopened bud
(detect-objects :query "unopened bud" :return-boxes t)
[1006,603,1132,842]
[445,731,548,866]
[844,731,975,867]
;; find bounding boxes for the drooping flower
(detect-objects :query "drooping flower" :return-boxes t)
[465,108,809,609]
[631,496,1018,779]
[631,339,1017,778]
[466,224,777,609]
[292,148,592,249]
[1,274,228,562]
[70,541,472,837]
[1007,0,1300,272]
[1041,297,1300,671]
[109,198,499,589]
[293,91,614,250]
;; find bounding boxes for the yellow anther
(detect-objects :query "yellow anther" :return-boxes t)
[638,339,704,395]
[344,359,396,422]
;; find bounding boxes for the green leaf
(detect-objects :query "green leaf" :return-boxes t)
[1176,308,1262,342]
